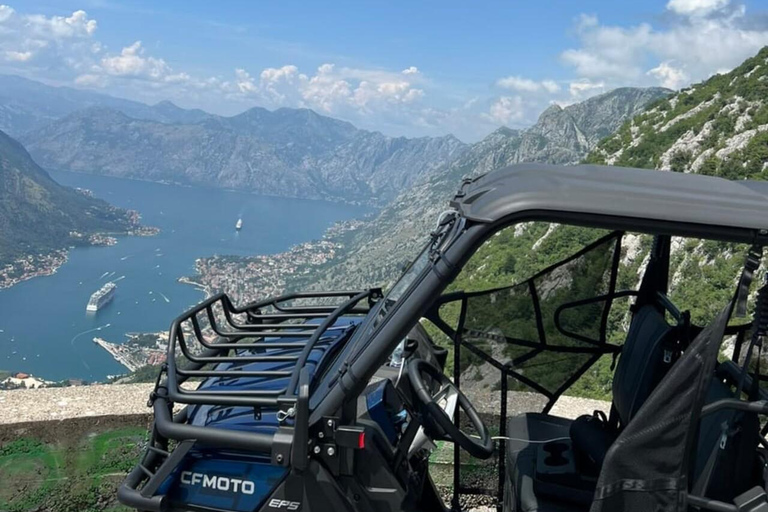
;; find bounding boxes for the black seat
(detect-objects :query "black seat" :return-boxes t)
[505,304,677,512]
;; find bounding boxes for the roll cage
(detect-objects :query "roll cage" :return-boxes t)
[120,164,768,512]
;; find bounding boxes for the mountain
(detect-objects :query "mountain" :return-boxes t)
[0,128,135,265]
[0,75,210,137]
[324,47,768,330]
[301,86,671,290]
[21,106,467,205]
[500,87,672,165]
[587,48,768,179]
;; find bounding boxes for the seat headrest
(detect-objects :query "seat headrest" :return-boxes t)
[612,305,674,425]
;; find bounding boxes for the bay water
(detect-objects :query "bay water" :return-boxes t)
[0,171,368,381]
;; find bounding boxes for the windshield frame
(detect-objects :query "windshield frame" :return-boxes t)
[309,211,464,408]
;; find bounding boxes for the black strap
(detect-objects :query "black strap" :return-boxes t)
[734,245,762,318]
[636,236,671,311]
[738,276,768,398]
[692,422,729,496]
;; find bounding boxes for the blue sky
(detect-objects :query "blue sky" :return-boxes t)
[4,0,768,141]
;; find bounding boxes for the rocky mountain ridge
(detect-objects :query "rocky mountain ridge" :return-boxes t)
[587,47,768,179]
[0,74,209,137]
[21,104,467,205]
[299,86,671,290]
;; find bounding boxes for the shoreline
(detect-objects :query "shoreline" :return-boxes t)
[0,250,69,291]
[0,226,158,292]
[51,168,377,208]
[177,275,212,300]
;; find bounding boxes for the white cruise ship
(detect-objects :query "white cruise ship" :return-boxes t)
[86,282,117,311]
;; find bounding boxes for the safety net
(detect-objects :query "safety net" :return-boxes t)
[429,231,626,502]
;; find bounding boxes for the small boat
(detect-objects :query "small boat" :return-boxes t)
[236,217,243,230]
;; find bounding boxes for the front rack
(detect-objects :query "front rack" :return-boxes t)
[162,289,380,408]
[118,289,380,511]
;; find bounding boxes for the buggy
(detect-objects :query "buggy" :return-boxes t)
[119,164,768,512]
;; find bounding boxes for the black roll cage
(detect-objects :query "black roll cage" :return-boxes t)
[120,200,768,512]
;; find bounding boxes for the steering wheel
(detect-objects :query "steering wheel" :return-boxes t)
[407,358,494,459]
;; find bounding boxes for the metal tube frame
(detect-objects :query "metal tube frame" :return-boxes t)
[118,289,376,508]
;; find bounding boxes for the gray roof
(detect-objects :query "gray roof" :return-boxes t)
[451,164,768,237]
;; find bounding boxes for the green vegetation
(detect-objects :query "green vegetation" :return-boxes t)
[0,129,134,266]
[430,49,768,404]
[0,424,146,512]
[588,46,768,173]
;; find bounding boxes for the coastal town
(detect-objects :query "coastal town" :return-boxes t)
[2,218,364,384]
[0,250,68,290]
[84,219,365,374]
[182,219,364,305]
[93,335,167,373]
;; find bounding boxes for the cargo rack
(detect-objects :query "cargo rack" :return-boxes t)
[118,289,380,511]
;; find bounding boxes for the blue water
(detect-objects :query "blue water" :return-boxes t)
[0,171,368,382]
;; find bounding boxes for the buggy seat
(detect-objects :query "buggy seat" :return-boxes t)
[504,301,682,512]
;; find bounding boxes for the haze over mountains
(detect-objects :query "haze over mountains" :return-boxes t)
[2,74,667,207]
[22,106,466,205]
[0,75,210,137]
[0,72,669,284]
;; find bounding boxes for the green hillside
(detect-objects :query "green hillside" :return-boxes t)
[587,46,768,178]
[0,129,135,266]
[0,417,148,512]
[422,48,768,400]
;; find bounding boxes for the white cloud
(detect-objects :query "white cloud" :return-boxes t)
[497,76,540,92]
[667,0,729,17]
[99,41,171,79]
[569,79,606,98]
[647,61,689,89]
[230,62,425,115]
[5,50,31,62]
[26,9,97,39]
[541,80,561,93]
[497,75,561,93]
[484,96,525,125]
[561,4,768,90]
[0,6,98,67]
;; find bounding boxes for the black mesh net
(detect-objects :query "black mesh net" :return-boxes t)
[435,231,624,501]
[459,231,622,404]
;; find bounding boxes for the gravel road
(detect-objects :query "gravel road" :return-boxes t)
[0,383,608,425]
[0,383,160,424]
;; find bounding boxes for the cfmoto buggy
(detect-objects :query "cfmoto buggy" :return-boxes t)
[120,164,768,512]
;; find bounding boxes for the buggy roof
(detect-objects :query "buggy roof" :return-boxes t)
[451,164,768,239]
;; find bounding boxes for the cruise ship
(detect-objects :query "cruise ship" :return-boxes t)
[86,282,116,312]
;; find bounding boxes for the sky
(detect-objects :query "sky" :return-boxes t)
[3,0,768,141]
